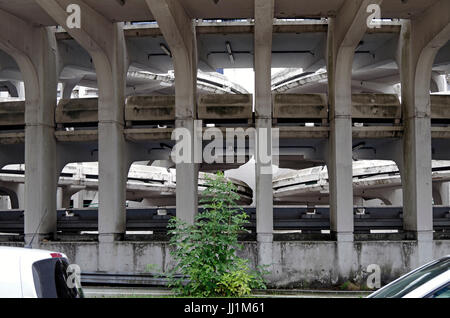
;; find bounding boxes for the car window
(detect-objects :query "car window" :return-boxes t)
[32,258,82,298]
[369,257,450,298]
[32,259,58,298]
[428,284,450,298]
[54,259,81,298]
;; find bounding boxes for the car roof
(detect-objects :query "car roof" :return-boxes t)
[0,246,63,259]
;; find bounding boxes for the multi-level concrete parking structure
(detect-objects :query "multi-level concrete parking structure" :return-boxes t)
[0,0,449,287]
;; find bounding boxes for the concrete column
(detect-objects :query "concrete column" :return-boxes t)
[57,187,75,209]
[6,81,25,99]
[61,77,83,99]
[37,0,129,243]
[146,0,199,224]
[432,182,448,205]
[384,188,403,206]
[72,191,85,209]
[56,187,64,209]
[0,196,9,210]
[432,72,448,93]
[10,184,25,210]
[325,0,382,283]
[254,0,274,267]
[326,0,381,242]
[398,2,450,250]
[437,182,450,206]
[0,11,59,245]
[0,185,21,210]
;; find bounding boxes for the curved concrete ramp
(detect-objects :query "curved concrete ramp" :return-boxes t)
[0,164,253,208]
[273,160,450,206]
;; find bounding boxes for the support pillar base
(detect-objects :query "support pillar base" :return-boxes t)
[257,233,273,269]
[404,230,434,241]
[98,233,124,243]
[331,231,354,242]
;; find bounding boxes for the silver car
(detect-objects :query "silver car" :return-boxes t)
[368,256,449,298]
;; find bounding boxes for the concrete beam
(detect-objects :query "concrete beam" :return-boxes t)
[198,94,253,120]
[351,80,397,94]
[37,0,129,244]
[127,39,166,74]
[353,36,398,73]
[352,94,401,120]
[0,9,59,245]
[56,98,98,126]
[273,94,328,120]
[146,0,199,225]
[398,0,450,248]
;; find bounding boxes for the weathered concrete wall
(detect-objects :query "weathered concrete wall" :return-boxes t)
[125,96,175,123]
[352,94,401,120]
[273,94,328,120]
[56,98,99,125]
[431,95,450,119]
[2,240,446,289]
[198,94,253,120]
[0,101,25,126]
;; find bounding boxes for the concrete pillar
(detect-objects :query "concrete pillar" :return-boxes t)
[433,182,450,206]
[254,0,274,267]
[398,3,450,250]
[56,187,63,209]
[325,0,382,283]
[432,73,448,93]
[61,77,83,99]
[0,11,59,245]
[12,184,25,210]
[146,0,199,224]
[327,0,381,243]
[0,183,25,210]
[72,191,85,209]
[397,2,450,266]
[0,196,9,210]
[57,187,75,209]
[37,0,129,243]
[439,183,450,206]
[384,188,404,206]
[4,80,25,99]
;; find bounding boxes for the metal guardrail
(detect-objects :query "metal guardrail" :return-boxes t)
[0,206,449,234]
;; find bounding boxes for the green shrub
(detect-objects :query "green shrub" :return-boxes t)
[215,259,267,297]
[166,172,267,297]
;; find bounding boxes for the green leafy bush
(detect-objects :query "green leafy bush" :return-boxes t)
[166,172,266,297]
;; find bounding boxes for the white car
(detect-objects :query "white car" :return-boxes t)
[368,255,450,298]
[0,246,83,298]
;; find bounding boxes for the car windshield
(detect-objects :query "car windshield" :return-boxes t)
[32,258,83,298]
[369,257,450,298]
[429,284,450,298]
